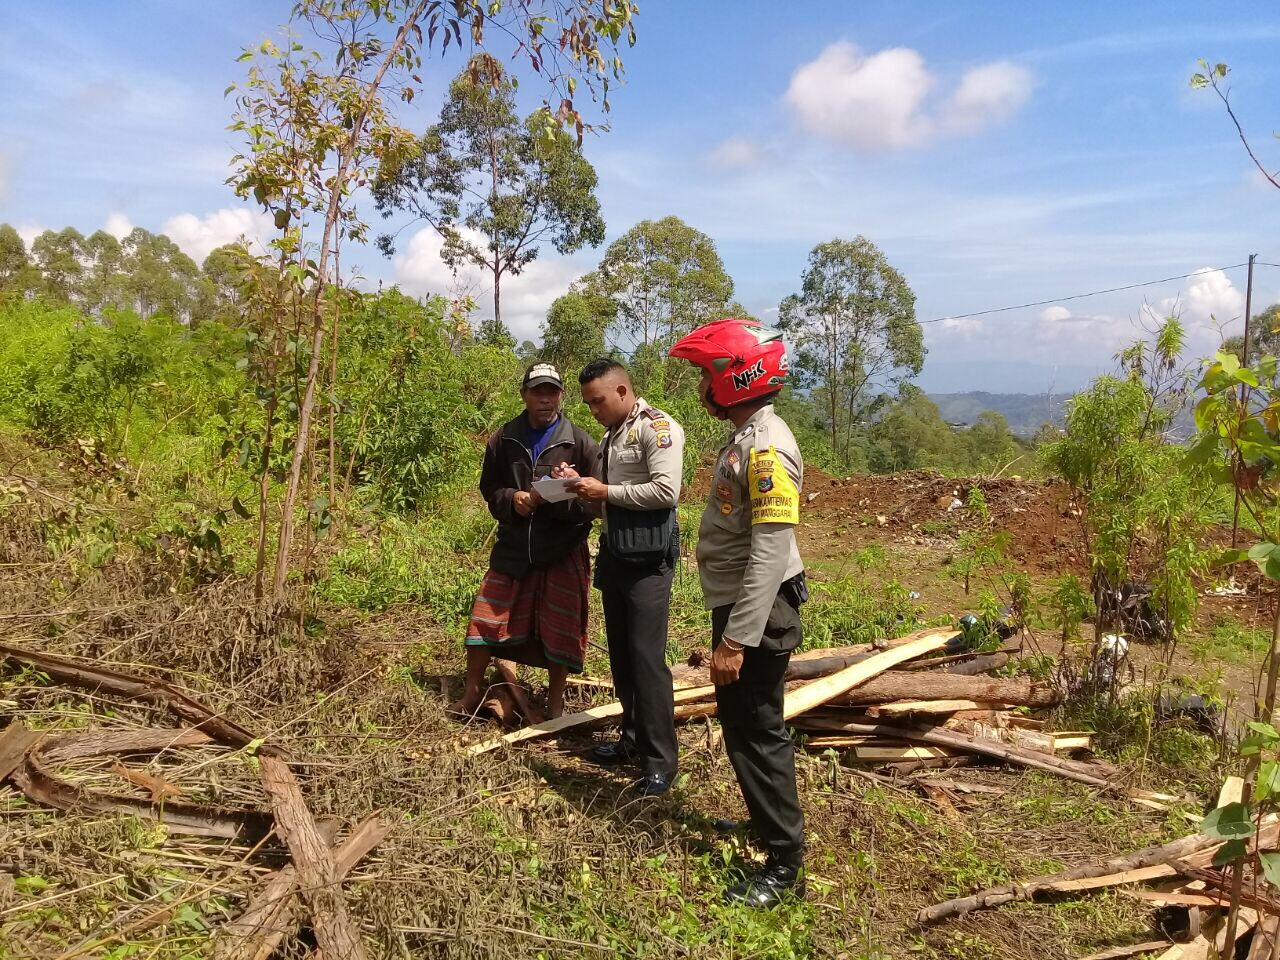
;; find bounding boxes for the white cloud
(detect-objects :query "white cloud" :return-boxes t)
[1040,305,1072,322]
[941,61,1035,135]
[391,226,586,343]
[104,212,133,240]
[161,208,273,263]
[707,136,772,172]
[783,41,1033,151]
[932,315,985,338]
[1142,267,1244,329]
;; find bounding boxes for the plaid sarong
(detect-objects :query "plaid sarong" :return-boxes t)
[464,542,590,674]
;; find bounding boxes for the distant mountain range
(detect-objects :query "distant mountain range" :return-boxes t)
[930,390,1197,439]
[929,392,1071,437]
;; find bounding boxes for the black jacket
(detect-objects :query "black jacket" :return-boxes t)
[480,414,601,579]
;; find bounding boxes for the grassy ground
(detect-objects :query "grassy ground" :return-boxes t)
[0,433,1240,959]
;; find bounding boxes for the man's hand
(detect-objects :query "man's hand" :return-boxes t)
[568,476,609,502]
[551,462,580,479]
[513,490,535,517]
[710,639,744,685]
[528,486,545,507]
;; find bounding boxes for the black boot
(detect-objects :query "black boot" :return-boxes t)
[589,739,638,767]
[724,855,805,908]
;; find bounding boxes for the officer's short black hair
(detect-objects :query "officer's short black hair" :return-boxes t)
[578,357,628,386]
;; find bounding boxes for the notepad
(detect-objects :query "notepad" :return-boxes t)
[532,477,578,503]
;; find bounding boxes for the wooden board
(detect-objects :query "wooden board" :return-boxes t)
[854,744,956,761]
[783,630,955,721]
[463,684,716,755]
[868,699,986,717]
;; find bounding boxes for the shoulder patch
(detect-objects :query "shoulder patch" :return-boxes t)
[748,445,799,526]
[656,433,673,448]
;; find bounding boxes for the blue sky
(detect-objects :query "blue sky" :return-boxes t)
[3,1,1280,391]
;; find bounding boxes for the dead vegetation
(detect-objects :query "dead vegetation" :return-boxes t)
[0,445,1255,959]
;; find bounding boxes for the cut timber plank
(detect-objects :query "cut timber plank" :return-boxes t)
[1048,864,1177,893]
[868,699,985,717]
[783,630,955,720]
[0,721,42,784]
[1119,889,1230,908]
[463,684,716,755]
[854,744,956,761]
[1078,943,1173,960]
[1247,915,1279,960]
[1217,776,1245,808]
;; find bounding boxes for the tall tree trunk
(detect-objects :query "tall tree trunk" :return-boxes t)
[270,2,430,602]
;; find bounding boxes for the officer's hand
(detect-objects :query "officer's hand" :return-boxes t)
[528,486,545,506]
[552,462,580,479]
[711,640,744,685]
[568,477,609,502]
[513,491,536,516]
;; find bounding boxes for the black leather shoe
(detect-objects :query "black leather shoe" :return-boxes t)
[724,858,805,908]
[632,773,672,797]
[589,740,638,766]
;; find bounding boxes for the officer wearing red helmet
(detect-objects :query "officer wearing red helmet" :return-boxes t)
[670,318,808,908]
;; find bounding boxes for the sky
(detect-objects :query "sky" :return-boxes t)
[3,1,1280,392]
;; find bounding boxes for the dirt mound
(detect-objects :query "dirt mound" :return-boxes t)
[799,468,1086,575]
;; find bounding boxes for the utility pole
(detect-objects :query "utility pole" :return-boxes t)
[1230,253,1257,550]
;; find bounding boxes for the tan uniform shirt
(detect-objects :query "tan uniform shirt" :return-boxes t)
[599,398,685,525]
[696,404,804,647]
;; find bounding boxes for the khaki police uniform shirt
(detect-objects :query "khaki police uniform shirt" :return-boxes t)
[600,398,685,524]
[696,404,804,647]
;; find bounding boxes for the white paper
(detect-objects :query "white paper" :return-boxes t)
[532,477,578,503]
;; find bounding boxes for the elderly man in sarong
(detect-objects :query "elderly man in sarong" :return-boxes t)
[449,363,601,718]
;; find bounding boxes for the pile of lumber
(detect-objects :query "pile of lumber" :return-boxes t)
[919,777,1280,960]
[460,625,1134,794]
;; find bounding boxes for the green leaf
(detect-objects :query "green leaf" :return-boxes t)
[231,496,251,520]
[273,209,290,229]
[1190,73,1210,89]
[1201,801,1254,840]
[1248,721,1280,739]
[1258,760,1280,801]
[1261,852,1280,889]
[1248,542,1278,562]
[1213,836,1248,866]
[1217,548,1250,566]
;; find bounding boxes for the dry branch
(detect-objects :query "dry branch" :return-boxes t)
[14,734,273,840]
[217,814,391,960]
[0,642,263,751]
[918,818,1279,924]
[259,756,369,960]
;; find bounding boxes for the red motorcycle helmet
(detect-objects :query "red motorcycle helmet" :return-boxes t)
[670,317,789,408]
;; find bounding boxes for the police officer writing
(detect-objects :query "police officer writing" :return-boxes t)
[559,358,686,798]
[670,319,808,908]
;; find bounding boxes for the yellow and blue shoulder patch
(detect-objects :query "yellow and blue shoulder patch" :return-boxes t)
[748,445,800,525]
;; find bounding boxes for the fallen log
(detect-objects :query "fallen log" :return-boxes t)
[259,756,369,960]
[833,671,1057,708]
[940,651,1013,676]
[463,684,717,755]
[784,630,956,720]
[216,814,391,960]
[1247,915,1279,960]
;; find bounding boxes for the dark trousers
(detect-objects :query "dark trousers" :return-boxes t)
[712,595,805,864]
[597,550,678,777]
